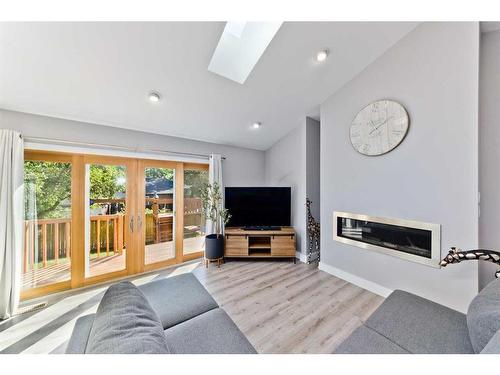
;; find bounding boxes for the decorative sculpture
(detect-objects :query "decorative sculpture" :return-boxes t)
[306,198,320,263]
[440,247,500,278]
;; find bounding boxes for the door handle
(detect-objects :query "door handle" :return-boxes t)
[129,216,134,233]
[137,214,142,231]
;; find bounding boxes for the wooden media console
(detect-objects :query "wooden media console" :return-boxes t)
[224,227,296,262]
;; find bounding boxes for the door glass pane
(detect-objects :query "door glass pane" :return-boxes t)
[144,167,175,265]
[183,169,208,255]
[85,164,127,278]
[23,160,72,290]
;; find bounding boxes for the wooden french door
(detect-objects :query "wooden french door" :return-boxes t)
[137,160,183,273]
[81,155,137,285]
[137,160,209,272]
[22,151,75,299]
[182,164,209,261]
[21,151,208,300]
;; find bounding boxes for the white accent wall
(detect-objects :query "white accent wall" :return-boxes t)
[319,22,480,313]
[0,109,266,188]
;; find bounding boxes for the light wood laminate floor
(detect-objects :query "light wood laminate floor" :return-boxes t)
[194,260,383,353]
[1,259,383,354]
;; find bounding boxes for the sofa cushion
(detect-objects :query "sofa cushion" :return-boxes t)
[467,278,500,353]
[139,273,218,329]
[66,314,95,354]
[335,325,410,354]
[365,290,473,354]
[480,330,500,354]
[164,308,257,354]
[86,281,170,354]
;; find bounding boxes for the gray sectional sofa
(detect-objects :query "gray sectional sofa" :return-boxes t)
[335,278,500,354]
[66,273,256,354]
[67,268,500,354]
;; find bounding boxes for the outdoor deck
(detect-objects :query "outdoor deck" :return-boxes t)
[22,196,206,291]
[22,236,204,290]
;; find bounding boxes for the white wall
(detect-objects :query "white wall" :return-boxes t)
[479,29,500,289]
[265,123,307,254]
[0,109,266,187]
[320,22,480,312]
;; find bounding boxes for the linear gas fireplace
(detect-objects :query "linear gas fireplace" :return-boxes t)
[334,211,441,268]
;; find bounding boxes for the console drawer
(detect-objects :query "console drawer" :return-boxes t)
[225,235,248,256]
[271,235,295,256]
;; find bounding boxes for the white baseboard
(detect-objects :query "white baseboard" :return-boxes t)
[295,251,307,263]
[318,262,393,298]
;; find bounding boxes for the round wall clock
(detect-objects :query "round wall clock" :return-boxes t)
[349,100,409,156]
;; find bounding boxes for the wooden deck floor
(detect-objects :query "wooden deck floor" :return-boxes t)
[22,236,204,290]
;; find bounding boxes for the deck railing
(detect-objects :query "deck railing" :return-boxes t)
[24,218,72,272]
[23,214,126,273]
[91,214,125,257]
[23,197,203,273]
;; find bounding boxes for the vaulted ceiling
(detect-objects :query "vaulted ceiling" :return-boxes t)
[0,22,419,150]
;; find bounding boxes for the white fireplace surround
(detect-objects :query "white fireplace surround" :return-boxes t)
[333,211,441,268]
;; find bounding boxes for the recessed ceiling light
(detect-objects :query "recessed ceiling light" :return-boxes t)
[148,92,161,102]
[252,122,262,129]
[316,49,329,62]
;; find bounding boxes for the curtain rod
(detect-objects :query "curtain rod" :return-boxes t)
[22,135,226,160]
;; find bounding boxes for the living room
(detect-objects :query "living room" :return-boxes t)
[0,1,499,373]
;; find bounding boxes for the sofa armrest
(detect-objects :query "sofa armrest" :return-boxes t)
[66,314,95,354]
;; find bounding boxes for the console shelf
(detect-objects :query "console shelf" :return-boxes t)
[224,227,296,262]
[248,244,271,249]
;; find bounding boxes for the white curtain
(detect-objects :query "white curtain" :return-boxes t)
[0,129,24,319]
[207,154,223,235]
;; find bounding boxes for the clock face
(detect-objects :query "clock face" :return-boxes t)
[350,100,409,156]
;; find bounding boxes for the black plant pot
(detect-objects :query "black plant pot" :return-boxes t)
[205,234,224,260]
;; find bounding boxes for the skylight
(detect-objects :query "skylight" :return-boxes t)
[208,21,283,84]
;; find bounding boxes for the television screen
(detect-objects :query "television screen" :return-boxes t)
[225,187,291,227]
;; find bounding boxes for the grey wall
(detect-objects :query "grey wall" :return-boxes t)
[306,118,320,221]
[264,117,320,256]
[265,123,307,254]
[0,109,265,188]
[320,22,480,312]
[479,29,500,289]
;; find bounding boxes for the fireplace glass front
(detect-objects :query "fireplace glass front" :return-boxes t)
[337,217,432,259]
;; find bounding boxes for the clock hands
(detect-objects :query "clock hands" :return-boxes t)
[369,117,393,135]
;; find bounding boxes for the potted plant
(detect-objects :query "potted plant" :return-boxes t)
[200,182,231,262]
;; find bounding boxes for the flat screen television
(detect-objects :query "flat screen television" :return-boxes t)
[225,187,291,229]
